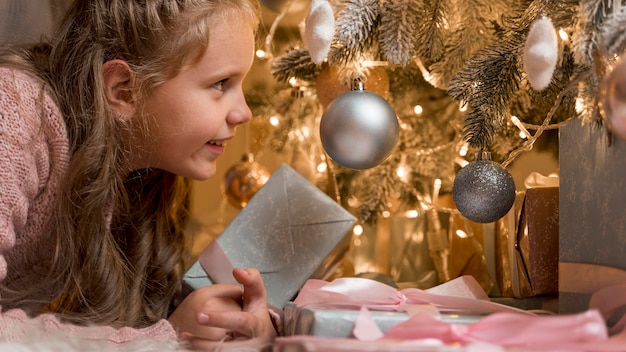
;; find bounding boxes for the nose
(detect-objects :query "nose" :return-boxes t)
[227,97,252,126]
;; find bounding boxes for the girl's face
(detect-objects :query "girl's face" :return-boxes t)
[136,14,255,180]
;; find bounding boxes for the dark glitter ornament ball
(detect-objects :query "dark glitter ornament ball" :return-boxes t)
[452,157,516,223]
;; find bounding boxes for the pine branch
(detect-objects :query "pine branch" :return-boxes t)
[335,0,380,49]
[379,0,423,65]
[460,108,498,149]
[448,37,523,148]
[516,0,564,31]
[580,0,615,29]
[356,166,396,224]
[327,28,381,67]
[573,0,615,64]
[416,0,448,61]
[599,7,626,55]
[270,48,319,84]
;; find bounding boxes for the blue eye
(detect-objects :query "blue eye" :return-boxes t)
[213,79,227,91]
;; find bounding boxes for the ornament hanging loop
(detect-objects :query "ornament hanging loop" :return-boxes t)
[475,150,492,161]
[352,77,365,91]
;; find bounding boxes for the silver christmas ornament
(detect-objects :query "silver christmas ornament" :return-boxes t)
[320,79,399,170]
[452,151,516,223]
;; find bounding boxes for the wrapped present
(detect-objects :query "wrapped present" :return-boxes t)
[275,309,618,352]
[182,163,357,308]
[283,275,530,339]
[493,173,559,298]
[283,303,481,338]
[559,119,626,316]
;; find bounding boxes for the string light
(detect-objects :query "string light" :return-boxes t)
[396,155,409,181]
[511,115,532,140]
[405,210,419,218]
[575,96,585,114]
[413,105,423,115]
[459,143,469,156]
[269,115,280,126]
[353,224,364,236]
[432,178,442,205]
[414,57,436,85]
[558,29,569,41]
[455,230,468,238]
[455,156,469,167]
[255,49,266,59]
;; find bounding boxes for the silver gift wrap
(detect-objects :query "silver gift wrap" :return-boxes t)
[183,164,357,308]
[283,303,483,338]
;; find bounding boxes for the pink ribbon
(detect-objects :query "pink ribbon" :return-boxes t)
[293,275,529,315]
[354,308,616,349]
[290,275,626,350]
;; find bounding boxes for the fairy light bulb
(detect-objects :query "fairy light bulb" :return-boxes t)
[432,178,442,205]
[353,224,364,236]
[511,116,532,140]
[396,154,409,181]
[456,230,468,238]
[413,105,423,115]
[269,115,280,126]
[459,143,469,157]
[405,210,419,218]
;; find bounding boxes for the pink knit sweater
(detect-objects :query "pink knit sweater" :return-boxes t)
[0,68,177,345]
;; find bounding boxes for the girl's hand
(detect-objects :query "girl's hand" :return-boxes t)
[168,282,243,341]
[174,268,278,351]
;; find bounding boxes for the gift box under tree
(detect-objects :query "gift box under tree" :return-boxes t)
[183,164,356,309]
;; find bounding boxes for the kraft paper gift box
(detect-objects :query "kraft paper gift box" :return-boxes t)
[559,119,626,315]
[182,163,357,309]
[493,177,559,298]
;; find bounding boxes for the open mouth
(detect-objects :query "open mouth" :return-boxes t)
[207,140,226,147]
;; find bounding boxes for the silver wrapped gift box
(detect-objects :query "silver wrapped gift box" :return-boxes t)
[183,163,356,308]
[283,302,482,338]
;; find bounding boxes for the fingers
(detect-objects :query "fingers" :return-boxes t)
[194,283,243,302]
[195,310,257,338]
[232,268,268,312]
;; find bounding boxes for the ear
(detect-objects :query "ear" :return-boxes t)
[102,59,137,119]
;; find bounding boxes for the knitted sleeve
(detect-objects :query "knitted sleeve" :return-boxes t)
[0,68,179,346]
[0,68,52,282]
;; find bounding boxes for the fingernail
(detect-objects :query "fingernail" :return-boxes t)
[197,313,209,323]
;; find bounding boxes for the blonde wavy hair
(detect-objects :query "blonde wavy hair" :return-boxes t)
[0,0,260,328]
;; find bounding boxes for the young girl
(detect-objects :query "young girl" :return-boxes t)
[0,0,277,350]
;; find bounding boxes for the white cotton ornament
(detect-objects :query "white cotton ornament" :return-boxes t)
[523,16,559,91]
[304,0,335,64]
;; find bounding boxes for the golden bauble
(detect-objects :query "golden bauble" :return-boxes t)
[316,64,390,109]
[222,154,271,209]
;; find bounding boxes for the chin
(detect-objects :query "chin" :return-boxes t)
[186,166,217,181]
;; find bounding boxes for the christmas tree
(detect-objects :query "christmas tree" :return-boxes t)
[241,0,626,227]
